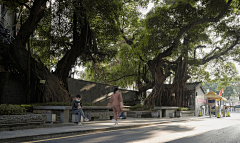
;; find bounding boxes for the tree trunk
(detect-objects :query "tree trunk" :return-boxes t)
[144,59,167,107]
[9,0,72,103]
[54,10,89,86]
[171,57,190,107]
[144,55,190,107]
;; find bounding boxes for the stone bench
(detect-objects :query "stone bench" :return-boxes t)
[34,106,114,122]
[154,106,179,118]
[33,106,71,123]
[72,114,83,123]
[127,111,151,118]
[80,106,114,121]
[180,111,195,117]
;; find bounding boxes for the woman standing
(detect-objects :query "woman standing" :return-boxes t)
[108,87,124,125]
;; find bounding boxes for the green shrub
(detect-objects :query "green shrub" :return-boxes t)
[0,104,26,115]
[82,102,94,106]
[21,104,34,112]
[177,107,193,111]
[129,104,151,111]
[124,103,136,106]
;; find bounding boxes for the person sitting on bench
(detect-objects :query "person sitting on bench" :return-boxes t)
[72,95,89,125]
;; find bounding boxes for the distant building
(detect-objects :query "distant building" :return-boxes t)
[185,82,208,116]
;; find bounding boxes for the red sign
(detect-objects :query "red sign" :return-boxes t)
[198,98,206,103]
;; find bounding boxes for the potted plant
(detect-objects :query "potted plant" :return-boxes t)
[151,109,158,118]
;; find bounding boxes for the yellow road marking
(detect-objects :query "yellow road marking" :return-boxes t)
[22,125,157,143]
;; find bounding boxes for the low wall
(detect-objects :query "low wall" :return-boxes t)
[67,78,139,105]
[0,114,47,131]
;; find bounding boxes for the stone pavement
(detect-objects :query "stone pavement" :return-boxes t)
[0,116,206,143]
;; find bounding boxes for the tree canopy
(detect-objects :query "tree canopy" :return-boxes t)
[81,0,240,106]
[1,0,240,104]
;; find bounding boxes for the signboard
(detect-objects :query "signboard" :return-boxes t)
[198,98,207,104]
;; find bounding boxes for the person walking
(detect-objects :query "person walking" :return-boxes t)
[108,87,124,125]
[72,95,89,125]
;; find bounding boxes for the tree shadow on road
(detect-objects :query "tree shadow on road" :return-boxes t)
[38,123,196,143]
[165,124,238,143]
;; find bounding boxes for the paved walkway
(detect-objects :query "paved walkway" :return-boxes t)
[0,116,206,142]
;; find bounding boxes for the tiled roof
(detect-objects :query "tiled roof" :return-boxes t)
[185,82,206,94]
[185,82,201,90]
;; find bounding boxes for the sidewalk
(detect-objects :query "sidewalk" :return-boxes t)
[0,116,206,143]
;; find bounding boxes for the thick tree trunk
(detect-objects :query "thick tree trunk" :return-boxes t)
[144,59,168,107]
[144,56,189,107]
[55,5,97,89]
[171,57,190,107]
[54,10,89,85]
[9,0,72,103]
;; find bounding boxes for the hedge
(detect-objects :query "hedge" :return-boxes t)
[129,104,151,111]
[0,104,26,115]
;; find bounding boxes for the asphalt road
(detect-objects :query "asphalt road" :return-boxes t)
[28,113,240,143]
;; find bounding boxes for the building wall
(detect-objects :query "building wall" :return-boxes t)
[67,78,139,105]
[195,84,208,116]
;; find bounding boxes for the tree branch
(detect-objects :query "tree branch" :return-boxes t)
[121,29,137,45]
[154,0,232,61]
[137,81,155,92]
[194,45,206,59]
[189,32,239,65]
[202,47,222,61]
[201,34,239,65]
[15,0,32,13]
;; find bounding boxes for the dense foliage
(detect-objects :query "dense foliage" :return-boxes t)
[0,104,26,115]
[1,0,240,105]
[82,0,240,92]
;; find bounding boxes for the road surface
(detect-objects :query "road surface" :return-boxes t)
[27,113,240,143]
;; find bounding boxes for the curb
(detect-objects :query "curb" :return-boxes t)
[0,117,203,143]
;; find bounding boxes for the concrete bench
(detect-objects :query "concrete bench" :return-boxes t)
[72,114,83,123]
[33,106,71,123]
[180,111,195,117]
[154,106,179,118]
[34,106,114,122]
[79,106,114,121]
[127,111,151,118]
